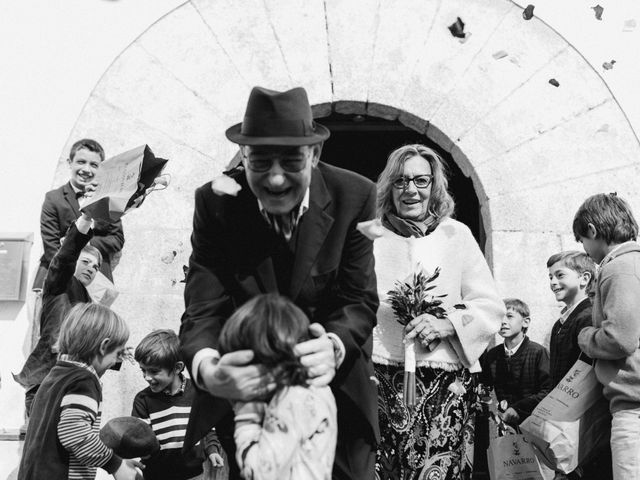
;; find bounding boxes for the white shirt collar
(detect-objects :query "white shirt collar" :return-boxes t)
[257,188,310,240]
[504,336,526,357]
[558,297,589,325]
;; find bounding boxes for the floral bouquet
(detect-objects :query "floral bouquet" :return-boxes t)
[387,266,453,407]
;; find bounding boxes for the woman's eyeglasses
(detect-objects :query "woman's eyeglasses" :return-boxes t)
[392,175,433,190]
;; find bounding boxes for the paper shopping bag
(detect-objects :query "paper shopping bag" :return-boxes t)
[85,271,119,307]
[520,359,611,473]
[487,433,544,480]
[80,145,168,222]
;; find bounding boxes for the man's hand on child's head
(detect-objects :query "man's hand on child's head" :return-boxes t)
[200,351,276,401]
[294,323,336,387]
[209,452,224,468]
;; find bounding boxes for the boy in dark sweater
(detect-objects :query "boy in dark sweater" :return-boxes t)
[546,251,595,388]
[132,329,224,480]
[481,298,552,426]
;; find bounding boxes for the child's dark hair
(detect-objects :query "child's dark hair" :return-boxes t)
[135,329,182,371]
[546,250,595,280]
[573,193,638,244]
[218,294,310,386]
[57,303,129,364]
[504,298,530,334]
[69,138,105,162]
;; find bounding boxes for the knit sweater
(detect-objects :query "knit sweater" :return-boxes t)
[549,297,592,388]
[372,218,504,372]
[480,337,552,421]
[132,378,220,480]
[578,241,640,413]
[18,359,121,480]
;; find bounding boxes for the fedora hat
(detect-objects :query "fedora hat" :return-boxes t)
[226,86,330,146]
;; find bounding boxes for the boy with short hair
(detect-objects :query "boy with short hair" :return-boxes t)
[15,212,103,415]
[575,193,640,480]
[547,251,595,388]
[481,298,552,426]
[33,138,124,289]
[132,329,224,480]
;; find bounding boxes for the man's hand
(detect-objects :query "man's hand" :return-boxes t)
[199,350,276,401]
[208,452,224,468]
[294,323,336,387]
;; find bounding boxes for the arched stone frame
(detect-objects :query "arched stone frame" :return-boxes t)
[49,0,640,416]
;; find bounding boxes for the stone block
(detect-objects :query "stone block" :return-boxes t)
[263,0,332,103]
[191,0,291,91]
[333,100,367,115]
[486,163,640,232]
[475,100,640,199]
[135,2,249,124]
[366,102,400,121]
[112,227,192,296]
[93,44,226,156]
[366,0,439,110]
[431,9,567,142]
[324,0,379,104]
[399,0,514,125]
[457,47,614,165]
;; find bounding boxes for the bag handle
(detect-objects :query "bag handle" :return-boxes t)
[578,351,595,366]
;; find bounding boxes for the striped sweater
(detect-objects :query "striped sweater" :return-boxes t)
[132,377,220,480]
[18,357,121,480]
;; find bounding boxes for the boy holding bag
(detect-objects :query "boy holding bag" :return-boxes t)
[574,193,640,480]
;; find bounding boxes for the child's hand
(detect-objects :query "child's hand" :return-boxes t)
[499,407,520,425]
[209,452,224,468]
[113,459,144,480]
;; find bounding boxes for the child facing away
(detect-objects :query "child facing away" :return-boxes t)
[18,303,141,480]
[481,298,552,426]
[575,193,640,480]
[132,329,224,480]
[14,212,102,416]
[218,294,337,480]
[546,251,595,388]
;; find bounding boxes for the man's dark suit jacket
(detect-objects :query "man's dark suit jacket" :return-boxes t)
[15,223,92,388]
[32,182,124,289]
[180,161,380,458]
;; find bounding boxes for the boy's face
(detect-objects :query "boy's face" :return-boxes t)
[68,148,102,191]
[139,362,180,393]
[548,262,588,305]
[499,308,529,340]
[74,252,100,286]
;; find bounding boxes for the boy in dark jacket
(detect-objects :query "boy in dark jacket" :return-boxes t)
[481,298,552,426]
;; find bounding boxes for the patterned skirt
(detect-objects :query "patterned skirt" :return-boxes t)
[374,363,476,480]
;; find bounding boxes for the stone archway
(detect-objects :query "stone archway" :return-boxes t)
[51,0,640,417]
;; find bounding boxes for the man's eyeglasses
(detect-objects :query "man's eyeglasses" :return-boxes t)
[392,175,433,190]
[243,154,308,173]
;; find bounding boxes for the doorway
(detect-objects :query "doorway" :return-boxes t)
[316,113,485,250]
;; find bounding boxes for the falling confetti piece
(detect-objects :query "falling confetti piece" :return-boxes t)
[596,124,610,134]
[623,19,637,32]
[448,17,466,39]
[211,174,242,196]
[523,4,535,20]
[492,50,508,60]
[509,56,521,67]
[356,218,385,240]
[448,378,466,396]
[603,60,616,70]
[458,32,472,44]
[592,4,603,20]
[548,78,560,87]
[161,250,177,264]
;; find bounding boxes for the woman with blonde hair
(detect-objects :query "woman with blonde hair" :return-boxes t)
[372,144,504,480]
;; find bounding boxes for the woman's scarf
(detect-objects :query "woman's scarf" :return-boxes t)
[381,212,438,238]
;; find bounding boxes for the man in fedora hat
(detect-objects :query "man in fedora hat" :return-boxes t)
[180,86,379,479]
